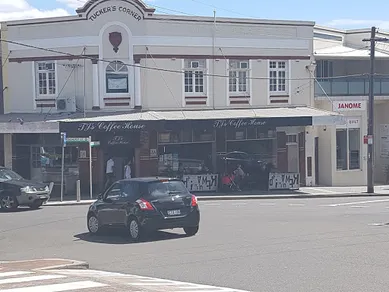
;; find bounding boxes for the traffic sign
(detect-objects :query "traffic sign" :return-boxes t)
[60,132,67,147]
[91,141,100,147]
[66,137,90,143]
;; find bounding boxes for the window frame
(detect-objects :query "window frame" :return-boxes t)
[316,60,333,78]
[121,182,141,201]
[35,61,58,98]
[228,60,250,95]
[105,182,122,200]
[105,61,129,94]
[184,59,207,96]
[336,117,361,171]
[269,60,288,95]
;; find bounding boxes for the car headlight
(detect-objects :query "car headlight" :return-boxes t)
[20,186,33,193]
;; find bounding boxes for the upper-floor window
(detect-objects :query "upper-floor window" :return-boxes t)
[316,60,333,78]
[184,60,206,94]
[36,62,56,96]
[229,60,249,94]
[269,61,288,94]
[106,61,129,94]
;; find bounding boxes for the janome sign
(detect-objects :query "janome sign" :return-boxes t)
[332,101,366,111]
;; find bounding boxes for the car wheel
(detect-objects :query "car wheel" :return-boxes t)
[29,200,43,210]
[87,214,100,235]
[128,217,142,242]
[0,194,19,211]
[183,226,199,236]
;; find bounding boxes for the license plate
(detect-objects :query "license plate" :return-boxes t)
[167,209,181,216]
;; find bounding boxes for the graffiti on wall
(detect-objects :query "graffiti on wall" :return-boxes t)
[268,172,300,190]
[182,174,218,192]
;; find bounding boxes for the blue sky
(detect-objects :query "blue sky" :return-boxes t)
[2,0,389,30]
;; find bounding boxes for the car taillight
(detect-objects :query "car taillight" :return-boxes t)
[191,195,198,207]
[136,198,154,210]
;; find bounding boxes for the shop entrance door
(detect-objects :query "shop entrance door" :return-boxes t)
[287,143,299,173]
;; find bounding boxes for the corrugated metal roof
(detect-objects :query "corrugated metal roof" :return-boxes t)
[314,45,389,58]
[58,106,340,123]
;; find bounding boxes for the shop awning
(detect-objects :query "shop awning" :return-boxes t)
[58,106,343,133]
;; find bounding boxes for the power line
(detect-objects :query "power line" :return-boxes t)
[0,38,367,81]
[188,0,257,18]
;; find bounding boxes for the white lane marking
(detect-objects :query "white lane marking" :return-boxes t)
[324,199,389,207]
[0,281,108,292]
[288,203,305,206]
[201,203,221,206]
[259,203,276,206]
[232,203,247,206]
[0,272,33,278]
[131,282,182,286]
[350,205,369,208]
[49,269,249,292]
[0,275,66,285]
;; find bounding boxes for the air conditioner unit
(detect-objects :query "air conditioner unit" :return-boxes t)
[56,97,76,113]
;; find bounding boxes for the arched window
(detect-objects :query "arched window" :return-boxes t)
[105,61,129,94]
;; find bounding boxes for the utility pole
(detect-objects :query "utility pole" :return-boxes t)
[362,27,389,193]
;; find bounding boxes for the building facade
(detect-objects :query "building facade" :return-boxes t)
[314,26,389,186]
[0,0,340,195]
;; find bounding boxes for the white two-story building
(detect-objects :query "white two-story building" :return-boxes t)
[0,0,340,195]
[314,26,389,186]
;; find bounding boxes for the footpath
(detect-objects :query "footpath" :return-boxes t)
[44,185,389,206]
[0,259,248,292]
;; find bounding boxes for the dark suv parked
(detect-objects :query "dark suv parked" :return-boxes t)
[87,177,200,241]
[0,167,50,211]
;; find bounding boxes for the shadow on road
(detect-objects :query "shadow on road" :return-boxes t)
[0,207,41,213]
[73,229,187,244]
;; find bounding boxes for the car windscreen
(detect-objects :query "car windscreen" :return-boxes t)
[0,168,22,182]
[146,181,190,197]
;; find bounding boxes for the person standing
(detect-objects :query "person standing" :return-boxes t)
[105,156,115,189]
[124,160,132,179]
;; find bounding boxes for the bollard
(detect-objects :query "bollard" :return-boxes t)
[76,180,81,202]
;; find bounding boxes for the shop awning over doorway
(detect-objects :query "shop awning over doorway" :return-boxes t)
[58,106,343,134]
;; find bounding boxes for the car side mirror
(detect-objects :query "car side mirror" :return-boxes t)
[97,194,103,200]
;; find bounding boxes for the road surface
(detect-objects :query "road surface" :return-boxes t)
[1,196,389,291]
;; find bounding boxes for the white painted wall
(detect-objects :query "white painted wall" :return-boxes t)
[2,0,314,113]
[315,99,368,186]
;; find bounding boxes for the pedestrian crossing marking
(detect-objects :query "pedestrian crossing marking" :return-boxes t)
[0,271,107,292]
[51,268,250,292]
[0,269,249,292]
[0,275,66,285]
[0,272,33,278]
[0,281,108,292]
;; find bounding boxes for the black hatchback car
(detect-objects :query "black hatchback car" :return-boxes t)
[87,177,200,241]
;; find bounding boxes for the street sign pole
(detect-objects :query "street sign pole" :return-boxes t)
[60,132,66,202]
[89,136,93,199]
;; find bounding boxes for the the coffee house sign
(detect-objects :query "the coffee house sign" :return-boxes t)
[213,119,267,129]
[89,6,142,21]
[77,122,146,132]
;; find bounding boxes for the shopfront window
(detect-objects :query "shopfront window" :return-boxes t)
[31,146,79,185]
[157,128,215,176]
[336,117,361,170]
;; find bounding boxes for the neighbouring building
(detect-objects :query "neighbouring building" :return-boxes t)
[0,0,340,195]
[314,26,389,186]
